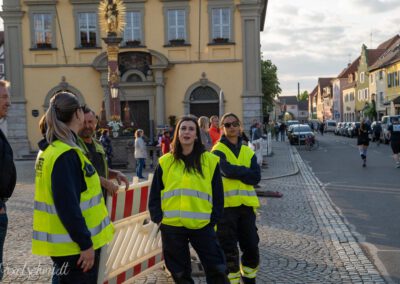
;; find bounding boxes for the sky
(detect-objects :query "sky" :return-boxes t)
[1,1,400,97]
[261,0,400,96]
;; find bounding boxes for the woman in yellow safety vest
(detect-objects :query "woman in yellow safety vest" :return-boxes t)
[212,113,261,284]
[32,92,114,283]
[149,116,229,283]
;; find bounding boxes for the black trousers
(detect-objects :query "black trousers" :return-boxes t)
[51,249,101,284]
[160,223,229,284]
[217,205,260,282]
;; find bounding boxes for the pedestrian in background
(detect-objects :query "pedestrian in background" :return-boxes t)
[212,112,261,284]
[357,119,371,167]
[0,80,16,281]
[279,121,286,141]
[387,116,400,168]
[100,129,113,168]
[198,116,213,151]
[160,130,171,155]
[209,115,221,145]
[134,129,147,179]
[319,121,325,136]
[149,116,229,284]
[32,92,114,283]
[373,122,382,146]
[274,122,279,141]
[78,107,129,200]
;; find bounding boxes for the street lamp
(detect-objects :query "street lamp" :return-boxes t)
[99,0,126,121]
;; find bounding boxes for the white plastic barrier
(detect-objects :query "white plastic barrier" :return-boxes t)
[97,175,164,284]
[261,133,272,157]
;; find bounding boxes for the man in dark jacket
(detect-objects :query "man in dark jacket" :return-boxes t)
[0,80,16,280]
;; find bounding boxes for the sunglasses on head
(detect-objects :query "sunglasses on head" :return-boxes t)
[223,121,240,128]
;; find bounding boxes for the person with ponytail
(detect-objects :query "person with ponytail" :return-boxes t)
[149,116,229,283]
[32,92,114,283]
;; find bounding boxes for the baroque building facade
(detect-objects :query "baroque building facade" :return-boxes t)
[1,0,268,157]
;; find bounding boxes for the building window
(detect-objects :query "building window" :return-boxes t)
[211,8,231,41]
[379,92,384,104]
[27,4,57,49]
[0,64,4,74]
[379,70,383,80]
[124,11,142,46]
[388,73,392,88]
[167,9,186,42]
[360,72,365,83]
[33,14,52,48]
[78,12,97,47]
[370,73,374,84]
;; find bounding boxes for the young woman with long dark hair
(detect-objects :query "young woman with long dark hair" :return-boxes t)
[149,116,229,283]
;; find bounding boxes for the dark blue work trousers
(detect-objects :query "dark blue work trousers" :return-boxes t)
[217,205,260,283]
[51,249,101,284]
[160,223,229,284]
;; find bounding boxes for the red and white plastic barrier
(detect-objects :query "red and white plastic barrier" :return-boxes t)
[97,175,164,284]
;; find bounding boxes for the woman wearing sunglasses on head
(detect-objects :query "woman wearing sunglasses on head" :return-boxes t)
[211,112,261,284]
[149,115,229,284]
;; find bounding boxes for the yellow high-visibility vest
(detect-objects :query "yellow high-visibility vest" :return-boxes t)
[159,152,219,229]
[212,142,260,208]
[32,140,114,256]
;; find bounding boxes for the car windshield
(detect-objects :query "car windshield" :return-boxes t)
[292,126,311,132]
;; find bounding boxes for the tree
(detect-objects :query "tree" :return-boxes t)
[261,59,281,115]
[298,91,309,101]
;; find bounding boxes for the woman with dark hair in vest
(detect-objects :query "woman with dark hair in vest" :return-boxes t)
[149,115,229,284]
[32,92,114,283]
[212,112,261,284]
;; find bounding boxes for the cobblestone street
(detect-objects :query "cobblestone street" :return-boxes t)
[3,141,386,283]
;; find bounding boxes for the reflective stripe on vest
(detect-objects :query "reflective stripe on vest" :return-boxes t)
[162,188,213,204]
[34,193,103,214]
[224,189,257,198]
[33,216,110,243]
[163,210,211,220]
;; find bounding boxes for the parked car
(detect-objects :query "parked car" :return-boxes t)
[335,122,344,135]
[340,122,351,136]
[381,115,400,144]
[370,121,382,142]
[348,122,360,138]
[288,124,315,145]
[286,120,300,128]
[325,120,337,132]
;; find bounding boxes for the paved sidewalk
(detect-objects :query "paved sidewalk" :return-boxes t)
[2,141,386,283]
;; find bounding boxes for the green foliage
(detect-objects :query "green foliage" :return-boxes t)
[298,91,309,101]
[364,101,377,120]
[261,59,281,115]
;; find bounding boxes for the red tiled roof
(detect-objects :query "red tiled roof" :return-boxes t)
[337,56,360,78]
[318,77,333,89]
[369,38,400,71]
[377,34,400,50]
[367,49,386,66]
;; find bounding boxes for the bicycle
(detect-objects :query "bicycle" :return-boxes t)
[304,136,319,151]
